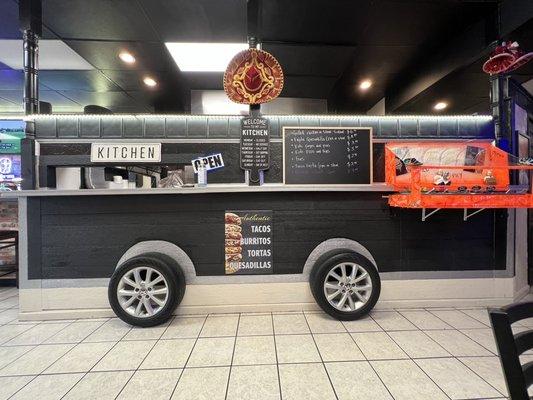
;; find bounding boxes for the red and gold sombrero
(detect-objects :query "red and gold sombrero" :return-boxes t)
[224,48,284,104]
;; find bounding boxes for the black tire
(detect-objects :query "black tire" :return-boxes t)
[309,251,380,321]
[108,253,185,327]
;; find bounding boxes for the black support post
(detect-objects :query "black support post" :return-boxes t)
[490,74,512,151]
[247,0,261,117]
[19,0,42,189]
[22,30,39,115]
[19,0,42,115]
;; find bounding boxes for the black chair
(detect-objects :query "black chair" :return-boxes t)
[489,302,533,400]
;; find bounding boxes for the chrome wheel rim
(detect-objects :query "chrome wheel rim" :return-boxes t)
[323,262,372,312]
[117,266,169,318]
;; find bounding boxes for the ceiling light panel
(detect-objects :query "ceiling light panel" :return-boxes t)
[0,40,94,70]
[434,101,448,110]
[119,52,136,64]
[359,79,372,90]
[165,42,248,72]
[143,77,157,87]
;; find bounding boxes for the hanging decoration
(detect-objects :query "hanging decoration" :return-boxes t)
[482,41,533,75]
[224,48,284,104]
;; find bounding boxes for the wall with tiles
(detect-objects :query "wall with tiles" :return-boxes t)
[31,115,495,140]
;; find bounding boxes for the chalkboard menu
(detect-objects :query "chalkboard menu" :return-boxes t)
[240,117,270,177]
[283,127,372,185]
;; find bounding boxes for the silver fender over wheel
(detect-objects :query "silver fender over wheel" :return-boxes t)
[108,253,186,327]
[309,250,380,320]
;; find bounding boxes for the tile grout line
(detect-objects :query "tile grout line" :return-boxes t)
[44,318,108,347]
[396,308,454,330]
[426,308,488,331]
[168,314,208,399]
[0,301,516,400]
[0,357,517,377]
[455,356,508,398]
[396,307,505,399]
[455,308,491,327]
[0,322,49,347]
[301,311,339,400]
[369,310,454,399]
[383,328,452,400]
[37,318,110,376]
[345,314,396,400]
[58,320,135,400]
[0,317,80,393]
[8,318,129,400]
[393,309,499,400]
[113,318,174,400]
[420,308,498,356]
[224,313,241,400]
[270,312,283,400]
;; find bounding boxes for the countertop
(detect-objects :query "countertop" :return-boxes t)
[2,183,393,197]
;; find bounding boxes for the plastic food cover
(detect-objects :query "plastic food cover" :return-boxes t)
[385,141,533,209]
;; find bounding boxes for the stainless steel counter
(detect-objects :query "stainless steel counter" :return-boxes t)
[2,183,393,197]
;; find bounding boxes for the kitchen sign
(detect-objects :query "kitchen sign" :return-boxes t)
[191,153,225,173]
[91,143,161,163]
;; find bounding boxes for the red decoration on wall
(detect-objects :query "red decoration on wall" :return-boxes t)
[483,41,533,75]
[224,49,284,104]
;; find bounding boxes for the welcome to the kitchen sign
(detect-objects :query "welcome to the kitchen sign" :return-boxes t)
[90,143,161,163]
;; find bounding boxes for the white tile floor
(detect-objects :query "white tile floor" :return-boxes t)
[0,287,531,400]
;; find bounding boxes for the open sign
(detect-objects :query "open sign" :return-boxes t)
[192,153,225,173]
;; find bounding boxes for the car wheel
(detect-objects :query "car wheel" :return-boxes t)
[108,254,185,327]
[310,251,380,320]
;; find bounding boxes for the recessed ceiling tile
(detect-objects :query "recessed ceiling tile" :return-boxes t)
[282,76,336,99]
[139,0,246,42]
[57,90,142,110]
[182,73,224,90]
[347,46,417,78]
[39,70,120,91]
[42,0,159,41]
[109,105,154,114]
[263,44,355,77]
[0,40,94,70]
[40,90,83,108]
[65,41,175,71]
[126,90,186,113]
[262,0,370,45]
[0,70,23,90]
[0,89,24,104]
[0,0,21,39]
[0,94,18,108]
[0,89,81,111]
[101,70,180,92]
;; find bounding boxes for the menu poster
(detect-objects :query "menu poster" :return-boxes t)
[240,117,270,180]
[224,210,273,275]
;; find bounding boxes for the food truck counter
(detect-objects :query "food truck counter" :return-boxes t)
[9,113,527,325]
[2,183,392,197]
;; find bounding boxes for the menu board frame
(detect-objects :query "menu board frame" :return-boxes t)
[282,126,373,185]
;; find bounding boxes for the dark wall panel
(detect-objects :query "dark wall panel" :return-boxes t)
[29,192,505,280]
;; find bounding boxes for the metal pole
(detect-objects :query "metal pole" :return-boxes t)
[22,30,39,115]
[490,74,511,150]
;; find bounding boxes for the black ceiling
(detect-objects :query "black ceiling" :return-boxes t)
[0,0,531,114]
